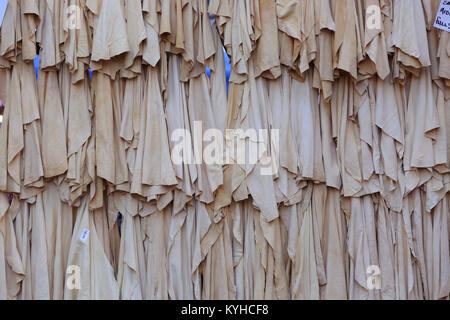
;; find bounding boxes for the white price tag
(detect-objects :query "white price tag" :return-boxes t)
[434,0,450,32]
[80,229,90,243]
[0,1,7,28]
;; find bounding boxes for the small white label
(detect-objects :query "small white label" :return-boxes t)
[80,229,90,243]
[434,0,450,32]
[0,1,7,28]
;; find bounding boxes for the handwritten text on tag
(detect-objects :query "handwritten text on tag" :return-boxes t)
[434,0,450,32]
[80,229,90,243]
